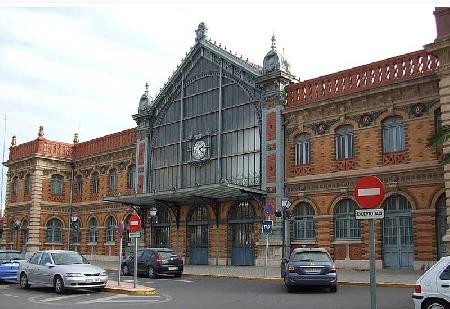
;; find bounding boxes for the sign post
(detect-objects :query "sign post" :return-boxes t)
[117,222,124,287]
[128,214,141,289]
[354,176,385,309]
[262,220,273,277]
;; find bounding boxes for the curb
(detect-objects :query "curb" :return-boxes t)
[104,286,158,295]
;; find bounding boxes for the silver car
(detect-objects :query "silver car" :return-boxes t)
[18,250,108,294]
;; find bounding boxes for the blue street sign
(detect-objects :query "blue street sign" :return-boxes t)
[264,204,274,216]
[262,220,273,235]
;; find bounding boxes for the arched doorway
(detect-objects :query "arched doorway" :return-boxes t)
[436,194,448,259]
[228,201,255,266]
[152,207,171,248]
[383,195,414,269]
[187,205,209,265]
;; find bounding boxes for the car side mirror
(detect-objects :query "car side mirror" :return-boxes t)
[45,262,55,267]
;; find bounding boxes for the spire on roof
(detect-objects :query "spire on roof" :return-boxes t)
[195,22,208,42]
[145,82,149,96]
[37,126,44,140]
[11,135,16,147]
[271,33,276,51]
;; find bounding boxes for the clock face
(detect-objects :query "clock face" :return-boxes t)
[192,140,207,160]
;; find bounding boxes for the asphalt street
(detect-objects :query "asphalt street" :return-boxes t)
[0,273,414,309]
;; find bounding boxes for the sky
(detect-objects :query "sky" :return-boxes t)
[0,1,444,213]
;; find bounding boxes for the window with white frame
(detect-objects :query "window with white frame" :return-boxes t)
[109,169,117,191]
[91,173,100,194]
[88,217,97,243]
[335,199,360,240]
[293,202,315,240]
[295,133,310,165]
[335,125,354,160]
[50,175,64,195]
[45,218,62,243]
[383,116,405,153]
[105,216,116,242]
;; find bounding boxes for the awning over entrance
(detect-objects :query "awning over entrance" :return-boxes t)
[103,183,266,208]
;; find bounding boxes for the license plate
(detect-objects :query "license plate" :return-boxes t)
[168,267,177,271]
[304,268,321,274]
[87,278,100,283]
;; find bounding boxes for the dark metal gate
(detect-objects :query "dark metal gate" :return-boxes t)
[383,195,414,269]
[187,205,209,265]
[152,207,171,248]
[436,194,448,259]
[229,201,255,266]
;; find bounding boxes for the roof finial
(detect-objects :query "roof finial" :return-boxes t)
[37,126,44,140]
[73,133,79,144]
[195,22,208,42]
[271,33,276,51]
[10,135,16,147]
[145,82,149,96]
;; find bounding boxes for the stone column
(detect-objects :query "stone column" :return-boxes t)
[26,167,43,254]
[425,8,450,253]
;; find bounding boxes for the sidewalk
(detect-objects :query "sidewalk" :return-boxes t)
[92,260,423,288]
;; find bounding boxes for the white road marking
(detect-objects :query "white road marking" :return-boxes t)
[175,279,194,283]
[4,293,19,297]
[358,188,380,196]
[40,294,84,302]
[77,294,162,304]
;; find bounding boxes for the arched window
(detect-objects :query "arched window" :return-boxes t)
[293,202,315,240]
[11,176,18,196]
[45,218,62,243]
[383,116,405,153]
[109,169,117,191]
[335,125,354,160]
[24,174,32,195]
[189,205,209,222]
[51,175,64,195]
[76,175,83,195]
[229,201,255,220]
[335,199,360,240]
[295,133,310,165]
[127,165,136,190]
[105,216,116,243]
[21,220,28,244]
[88,217,97,243]
[91,172,100,194]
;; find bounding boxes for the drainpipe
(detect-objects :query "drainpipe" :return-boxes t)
[67,163,74,251]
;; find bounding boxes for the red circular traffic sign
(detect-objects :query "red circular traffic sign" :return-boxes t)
[354,176,385,209]
[128,214,141,232]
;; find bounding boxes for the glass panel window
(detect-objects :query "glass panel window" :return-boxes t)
[91,173,99,194]
[21,221,28,244]
[335,125,354,160]
[76,175,83,195]
[295,134,310,165]
[383,116,405,153]
[51,175,64,195]
[127,165,136,190]
[24,174,32,195]
[109,169,117,191]
[45,218,62,243]
[88,218,97,243]
[12,177,18,196]
[293,202,315,240]
[106,216,116,242]
[335,199,360,240]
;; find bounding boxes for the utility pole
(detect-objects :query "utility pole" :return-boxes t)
[0,115,7,217]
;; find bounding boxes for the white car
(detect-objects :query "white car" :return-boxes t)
[18,250,108,294]
[412,256,450,309]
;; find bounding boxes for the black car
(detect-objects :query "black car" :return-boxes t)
[121,248,183,279]
[281,247,337,293]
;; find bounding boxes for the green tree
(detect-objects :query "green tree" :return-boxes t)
[428,125,450,164]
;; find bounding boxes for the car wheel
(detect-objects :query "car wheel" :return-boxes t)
[122,265,130,276]
[19,273,30,289]
[422,299,448,309]
[147,266,157,279]
[330,285,337,293]
[284,275,294,293]
[54,276,65,294]
[174,272,182,278]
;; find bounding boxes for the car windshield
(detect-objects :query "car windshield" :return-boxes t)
[51,252,89,265]
[0,252,24,260]
[158,251,175,259]
[290,251,331,263]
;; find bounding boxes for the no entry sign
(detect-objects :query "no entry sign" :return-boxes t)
[354,176,385,209]
[128,214,141,232]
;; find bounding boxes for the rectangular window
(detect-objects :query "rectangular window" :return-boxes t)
[336,133,353,159]
[383,125,405,152]
[295,141,310,165]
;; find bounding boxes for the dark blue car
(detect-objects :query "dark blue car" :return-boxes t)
[0,250,25,281]
[281,248,337,293]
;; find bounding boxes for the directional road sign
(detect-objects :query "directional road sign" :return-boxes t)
[355,208,385,220]
[129,231,141,238]
[354,176,385,209]
[262,220,273,235]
